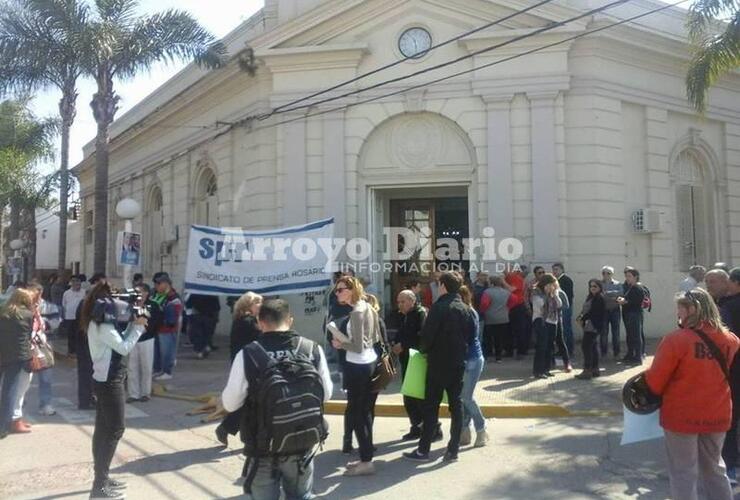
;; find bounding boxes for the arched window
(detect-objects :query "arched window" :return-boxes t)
[145,186,164,275]
[194,168,219,227]
[674,150,713,270]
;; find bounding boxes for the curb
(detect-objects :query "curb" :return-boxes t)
[151,384,618,419]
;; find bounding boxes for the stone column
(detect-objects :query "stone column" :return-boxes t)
[282,117,307,226]
[645,107,671,271]
[529,92,560,262]
[323,110,346,238]
[485,95,515,240]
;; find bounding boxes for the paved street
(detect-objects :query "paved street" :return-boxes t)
[0,339,730,499]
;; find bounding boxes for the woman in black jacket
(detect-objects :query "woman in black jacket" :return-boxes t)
[228,292,262,361]
[0,288,35,438]
[215,291,263,446]
[576,279,607,380]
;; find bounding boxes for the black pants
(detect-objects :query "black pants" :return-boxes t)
[220,407,243,436]
[399,352,423,430]
[553,321,570,367]
[77,344,94,409]
[510,304,531,355]
[93,378,126,485]
[62,319,79,355]
[489,323,512,359]
[418,365,464,455]
[343,361,375,462]
[582,331,600,372]
[623,311,643,362]
[533,320,555,376]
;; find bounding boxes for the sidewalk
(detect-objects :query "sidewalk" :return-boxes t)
[54,333,649,418]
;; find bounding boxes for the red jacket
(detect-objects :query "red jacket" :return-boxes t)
[645,324,740,434]
[505,272,525,310]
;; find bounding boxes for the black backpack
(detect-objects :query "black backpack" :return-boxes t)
[240,337,328,458]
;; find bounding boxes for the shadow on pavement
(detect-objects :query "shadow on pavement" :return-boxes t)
[113,446,241,475]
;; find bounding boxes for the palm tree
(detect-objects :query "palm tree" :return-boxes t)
[0,98,57,281]
[686,0,740,112]
[84,0,226,273]
[0,0,89,276]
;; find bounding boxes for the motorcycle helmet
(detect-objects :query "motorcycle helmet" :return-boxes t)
[622,372,661,415]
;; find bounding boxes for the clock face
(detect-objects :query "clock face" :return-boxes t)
[398,27,432,59]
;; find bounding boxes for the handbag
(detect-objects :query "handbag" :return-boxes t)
[28,334,55,372]
[370,343,396,393]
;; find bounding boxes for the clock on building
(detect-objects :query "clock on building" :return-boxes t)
[398,27,432,59]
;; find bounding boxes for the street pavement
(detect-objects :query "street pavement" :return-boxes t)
[0,336,732,499]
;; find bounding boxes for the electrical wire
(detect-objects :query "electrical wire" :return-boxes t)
[263,0,558,118]
[258,0,631,118]
[240,0,689,134]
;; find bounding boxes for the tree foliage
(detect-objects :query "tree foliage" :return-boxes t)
[686,0,740,112]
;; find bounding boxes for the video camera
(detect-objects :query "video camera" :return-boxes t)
[111,288,151,319]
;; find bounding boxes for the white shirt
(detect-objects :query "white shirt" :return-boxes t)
[221,338,333,413]
[62,288,86,320]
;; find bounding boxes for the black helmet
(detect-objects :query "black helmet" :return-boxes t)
[622,372,661,415]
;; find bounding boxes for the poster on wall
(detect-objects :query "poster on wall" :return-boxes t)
[118,231,142,266]
[184,218,335,297]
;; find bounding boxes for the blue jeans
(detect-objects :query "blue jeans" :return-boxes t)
[38,368,53,408]
[246,454,314,500]
[533,319,556,376]
[154,333,177,375]
[462,356,486,432]
[562,306,574,354]
[0,362,24,433]
[600,308,621,356]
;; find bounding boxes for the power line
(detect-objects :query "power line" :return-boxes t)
[258,0,631,119]
[263,0,558,118]
[249,0,689,134]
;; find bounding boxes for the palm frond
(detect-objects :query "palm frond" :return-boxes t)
[686,10,740,112]
[94,0,138,27]
[112,9,226,79]
[688,0,738,38]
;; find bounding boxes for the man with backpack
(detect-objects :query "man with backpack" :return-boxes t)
[221,299,333,500]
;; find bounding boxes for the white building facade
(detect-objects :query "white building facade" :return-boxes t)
[73,0,740,340]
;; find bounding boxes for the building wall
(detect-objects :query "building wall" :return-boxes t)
[72,0,740,341]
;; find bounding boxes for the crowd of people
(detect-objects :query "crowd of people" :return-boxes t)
[3,260,740,499]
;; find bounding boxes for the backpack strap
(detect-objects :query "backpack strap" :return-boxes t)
[243,342,275,385]
[693,329,731,385]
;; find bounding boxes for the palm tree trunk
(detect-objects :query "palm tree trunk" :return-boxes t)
[91,72,118,274]
[23,207,36,279]
[57,85,77,275]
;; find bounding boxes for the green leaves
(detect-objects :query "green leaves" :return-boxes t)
[686,1,740,112]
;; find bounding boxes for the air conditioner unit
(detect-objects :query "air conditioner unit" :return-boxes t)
[631,208,662,233]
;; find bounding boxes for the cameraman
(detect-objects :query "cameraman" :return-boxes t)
[80,282,147,499]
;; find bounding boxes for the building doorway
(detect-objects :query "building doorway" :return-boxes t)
[386,192,469,306]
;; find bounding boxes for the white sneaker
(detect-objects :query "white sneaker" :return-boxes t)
[39,405,56,416]
[474,429,490,448]
[459,426,472,446]
[156,373,173,381]
[152,372,163,378]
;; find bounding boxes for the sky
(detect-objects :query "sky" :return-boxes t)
[28,0,265,178]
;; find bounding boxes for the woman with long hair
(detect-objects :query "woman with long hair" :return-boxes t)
[330,276,381,477]
[27,282,56,416]
[532,273,561,379]
[81,282,147,499]
[215,291,263,447]
[575,280,607,380]
[229,292,263,361]
[645,288,739,500]
[0,288,35,438]
[458,286,489,447]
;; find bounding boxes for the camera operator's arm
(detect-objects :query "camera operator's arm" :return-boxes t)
[95,317,148,356]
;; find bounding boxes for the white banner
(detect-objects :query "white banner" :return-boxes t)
[184,218,334,296]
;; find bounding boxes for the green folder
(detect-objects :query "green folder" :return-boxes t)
[400,349,447,403]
